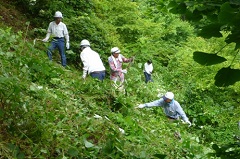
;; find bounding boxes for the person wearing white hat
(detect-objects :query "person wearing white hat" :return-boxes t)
[108,47,133,90]
[136,92,192,126]
[79,39,106,81]
[42,11,70,67]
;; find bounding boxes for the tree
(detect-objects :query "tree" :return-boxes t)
[160,0,240,86]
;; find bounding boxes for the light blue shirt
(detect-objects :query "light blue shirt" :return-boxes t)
[144,98,189,122]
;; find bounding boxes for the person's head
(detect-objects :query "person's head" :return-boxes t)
[80,39,90,51]
[54,11,63,24]
[147,60,152,64]
[163,92,174,103]
[111,47,120,58]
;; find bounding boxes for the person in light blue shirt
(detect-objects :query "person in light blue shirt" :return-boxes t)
[137,92,191,126]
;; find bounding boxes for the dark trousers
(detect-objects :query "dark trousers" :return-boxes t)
[144,72,153,83]
[47,38,66,67]
[90,71,106,81]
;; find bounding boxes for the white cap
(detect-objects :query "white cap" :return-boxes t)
[80,39,90,46]
[54,11,63,18]
[111,47,120,54]
[164,92,174,100]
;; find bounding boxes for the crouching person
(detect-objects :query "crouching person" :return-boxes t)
[136,92,191,126]
[79,39,106,81]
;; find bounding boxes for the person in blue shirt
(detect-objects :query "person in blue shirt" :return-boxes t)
[136,92,191,126]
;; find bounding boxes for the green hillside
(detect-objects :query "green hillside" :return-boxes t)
[0,0,240,158]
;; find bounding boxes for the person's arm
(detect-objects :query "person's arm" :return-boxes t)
[80,52,89,79]
[121,55,133,63]
[175,102,189,122]
[42,22,52,42]
[143,63,147,72]
[108,57,122,72]
[138,98,164,108]
[63,24,70,49]
[149,64,153,74]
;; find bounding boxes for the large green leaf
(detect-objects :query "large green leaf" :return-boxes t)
[225,31,240,50]
[67,148,79,157]
[168,2,186,14]
[212,144,219,151]
[198,24,223,38]
[193,51,227,66]
[214,67,240,87]
[185,10,203,21]
[84,139,95,148]
[153,153,167,159]
[218,2,236,24]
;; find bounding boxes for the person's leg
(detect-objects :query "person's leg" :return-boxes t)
[100,72,106,81]
[57,39,67,67]
[149,74,153,82]
[144,72,150,83]
[47,40,57,61]
[119,74,125,93]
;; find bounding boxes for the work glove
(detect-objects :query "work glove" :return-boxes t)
[119,128,125,134]
[42,37,49,42]
[82,70,87,80]
[42,33,50,42]
[82,74,86,80]
[66,42,70,49]
[186,121,192,127]
[137,104,145,108]
[121,69,127,74]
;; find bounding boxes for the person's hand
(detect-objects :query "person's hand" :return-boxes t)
[186,121,192,127]
[136,104,145,108]
[82,71,87,80]
[66,42,70,49]
[121,69,127,74]
[42,38,48,42]
[82,74,86,80]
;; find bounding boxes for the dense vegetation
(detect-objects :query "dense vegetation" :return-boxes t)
[0,0,239,158]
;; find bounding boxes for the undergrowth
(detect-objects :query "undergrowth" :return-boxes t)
[0,24,239,159]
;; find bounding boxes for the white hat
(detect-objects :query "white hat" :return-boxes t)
[111,47,120,54]
[163,92,174,100]
[54,11,63,18]
[80,39,90,46]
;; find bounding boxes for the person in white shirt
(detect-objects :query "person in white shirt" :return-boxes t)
[79,39,106,81]
[143,60,153,83]
[42,11,70,67]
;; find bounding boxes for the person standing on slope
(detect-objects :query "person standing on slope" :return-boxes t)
[136,92,192,126]
[108,47,133,90]
[143,59,153,83]
[79,39,106,81]
[42,11,70,67]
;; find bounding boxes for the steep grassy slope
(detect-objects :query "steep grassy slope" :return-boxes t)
[0,1,239,159]
[0,27,214,158]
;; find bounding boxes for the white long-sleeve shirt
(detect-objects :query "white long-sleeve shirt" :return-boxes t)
[47,21,69,42]
[144,62,153,74]
[80,47,105,76]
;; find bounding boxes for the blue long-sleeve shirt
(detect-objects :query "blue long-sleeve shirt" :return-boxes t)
[143,98,189,122]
